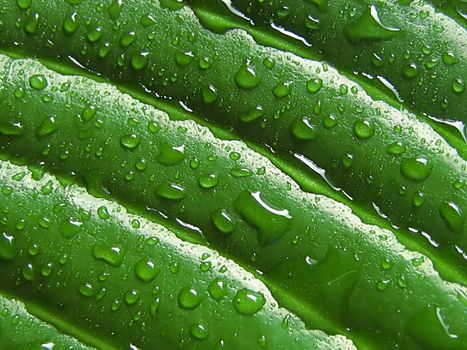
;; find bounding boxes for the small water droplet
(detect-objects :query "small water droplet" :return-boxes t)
[125,289,140,305]
[78,282,95,297]
[17,0,32,10]
[211,209,236,234]
[131,52,149,70]
[108,0,123,20]
[120,31,137,48]
[306,78,323,94]
[87,26,103,42]
[452,78,465,94]
[386,142,406,155]
[59,217,83,238]
[403,63,419,78]
[198,174,219,189]
[24,13,40,34]
[175,51,194,67]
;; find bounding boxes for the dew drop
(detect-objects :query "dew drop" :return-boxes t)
[234,60,261,89]
[400,157,432,182]
[120,134,141,149]
[135,259,159,282]
[154,183,186,200]
[439,202,463,233]
[29,74,48,90]
[178,286,202,309]
[306,78,323,94]
[198,174,219,189]
[156,143,185,166]
[92,244,124,267]
[273,81,293,98]
[290,116,317,140]
[233,288,266,315]
[125,289,140,305]
[191,323,209,340]
[208,278,228,301]
[353,119,375,139]
[78,283,95,298]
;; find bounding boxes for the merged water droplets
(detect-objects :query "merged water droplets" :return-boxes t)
[234,191,292,246]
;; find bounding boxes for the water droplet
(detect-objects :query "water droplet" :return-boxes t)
[92,244,124,266]
[17,0,32,10]
[78,283,95,297]
[0,232,16,261]
[120,31,137,48]
[149,297,161,319]
[306,78,323,94]
[135,259,158,282]
[240,106,264,122]
[156,143,185,166]
[21,263,35,282]
[413,192,426,207]
[273,81,293,98]
[97,206,110,219]
[36,115,59,138]
[62,12,79,34]
[452,78,465,94]
[202,84,218,104]
[87,26,103,42]
[191,323,209,340]
[208,278,227,300]
[403,63,418,78]
[234,60,261,89]
[342,153,354,168]
[175,51,194,67]
[400,157,432,182]
[323,114,338,128]
[81,105,97,122]
[353,119,375,140]
[125,289,140,305]
[233,288,265,315]
[29,74,48,90]
[376,279,390,291]
[211,209,236,234]
[442,52,456,65]
[234,191,292,246]
[439,202,463,233]
[24,13,40,34]
[198,174,219,189]
[178,286,202,309]
[263,57,275,69]
[108,0,123,20]
[140,14,156,27]
[131,52,148,70]
[120,134,141,149]
[198,56,212,70]
[386,142,406,155]
[59,217,83,238]
[155,183,186,200]
[304,14,320,30]
[344,5,400,43]
[290,116,317,140]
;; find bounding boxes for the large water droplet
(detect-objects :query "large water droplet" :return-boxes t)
[439,202,463,233]
[36,115,59,138]
[178,286,202,309]
[344,5,400,43]
[290,116,318,140]
[400,157,432,182]
[120,134,141,149]
[234,191,292,246]
[155,183,186,200]
[233,288,266,315]
[191,323,209,340]
[29,74,48,90]
[135,259,159,282]
[353,119,375,139]
[234,60,261,89]
[92,244,124,266]
[156,143,185,165]
[0,232,16,261]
